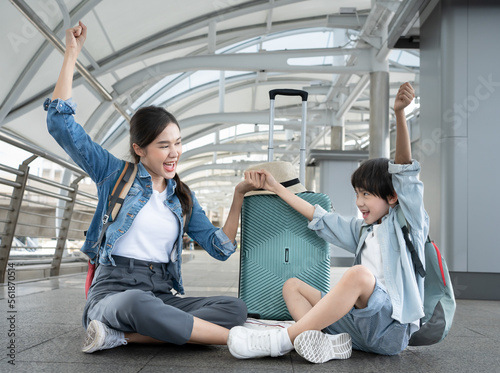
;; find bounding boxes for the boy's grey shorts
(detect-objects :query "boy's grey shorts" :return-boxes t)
[83,255,247,345]
[322,278,411,355]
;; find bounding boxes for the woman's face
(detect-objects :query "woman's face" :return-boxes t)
[133,122,182,183]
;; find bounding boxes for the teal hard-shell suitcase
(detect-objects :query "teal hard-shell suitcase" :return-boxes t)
[238,89,331,320]
[239,192,331,320]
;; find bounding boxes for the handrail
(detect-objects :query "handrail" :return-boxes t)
[28,174,75,192]
[0,136,96,282]
[0,130,87,176]
[24,185,73,202]
[0,164,24,176]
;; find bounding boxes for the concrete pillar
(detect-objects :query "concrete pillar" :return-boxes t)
[420,0,500,299]
[369,71,390,159]
[331,120,345,151]
[305,166,315,192]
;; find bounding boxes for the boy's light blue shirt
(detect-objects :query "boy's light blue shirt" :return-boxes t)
[308,161,428,326]
[44,98,237,295]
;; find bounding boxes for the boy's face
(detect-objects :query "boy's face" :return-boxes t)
[355,188,398,224]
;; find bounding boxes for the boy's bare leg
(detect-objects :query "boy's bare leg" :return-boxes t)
[226,267,374,360]
[286,265,376,343]
[283,278,322,320]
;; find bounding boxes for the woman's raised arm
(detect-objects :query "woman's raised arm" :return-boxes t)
[52,21,87,100]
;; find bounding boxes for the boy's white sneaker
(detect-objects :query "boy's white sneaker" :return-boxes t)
[82,320,127,353]
[227,326,292,359]
[294,330,352,363]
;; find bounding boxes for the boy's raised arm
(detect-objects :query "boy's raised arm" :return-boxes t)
[393,82,415,165]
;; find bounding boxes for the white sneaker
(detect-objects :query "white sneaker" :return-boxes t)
[294,331,352,363]
[82,320,127,353]
[228,326,291,359]
[243,318,295,330]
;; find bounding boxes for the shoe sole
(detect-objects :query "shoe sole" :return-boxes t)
[294,331,352,363]
[82,320,104,353]
[244,318,295,330]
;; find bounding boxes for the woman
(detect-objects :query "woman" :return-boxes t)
[45,22,264,353]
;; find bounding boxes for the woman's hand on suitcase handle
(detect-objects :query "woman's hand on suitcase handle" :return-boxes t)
[223,173,266,241]
[244,170,280,194]
[241,170,267,193]
[247,170,315,221]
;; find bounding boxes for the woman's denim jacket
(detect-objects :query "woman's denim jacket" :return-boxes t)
[308,161,429,328]
[44,98,237,294]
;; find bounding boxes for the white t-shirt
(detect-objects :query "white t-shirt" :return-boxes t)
[112,188,179,263]
[361,224,419,330]
[360,224,386,289]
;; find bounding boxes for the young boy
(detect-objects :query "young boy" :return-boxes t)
[228,82,429,363]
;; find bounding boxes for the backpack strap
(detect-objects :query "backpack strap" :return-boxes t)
[109,162,138,221]
[396,208,427,278]
[93,162,137,253]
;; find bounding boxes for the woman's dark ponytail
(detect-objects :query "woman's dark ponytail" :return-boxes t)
[173,173,192,217]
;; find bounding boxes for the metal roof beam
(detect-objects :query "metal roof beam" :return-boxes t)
[179,109,334,129]
[386,0,432,48]
[92,0,304,72]
[178,161,262,179]
[113,48,375,95]
[171,76,324,116]
[185,176,243,187]
[2,20,365,125]
[105,18,366,74]
[0,0,101,126]
[9,0,130,122]
[181,118,370,147]
[181,141,297,161]
[101,107,342,151]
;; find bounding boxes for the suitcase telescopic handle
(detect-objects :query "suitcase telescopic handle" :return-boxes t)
[268,89,308,183]
[269,89,308,101]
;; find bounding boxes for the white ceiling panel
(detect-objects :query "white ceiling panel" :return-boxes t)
[0,0,426,208]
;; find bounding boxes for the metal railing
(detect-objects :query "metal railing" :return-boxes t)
[0,132,97,282]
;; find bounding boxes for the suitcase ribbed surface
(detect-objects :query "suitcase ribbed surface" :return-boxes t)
[239,193,331,320]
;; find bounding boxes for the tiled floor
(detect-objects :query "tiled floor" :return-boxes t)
[1,250,499,373]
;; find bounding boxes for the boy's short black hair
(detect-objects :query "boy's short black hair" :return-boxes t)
[351,158,396,202]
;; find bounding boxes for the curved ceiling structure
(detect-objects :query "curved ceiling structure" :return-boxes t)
[0,0,431,209]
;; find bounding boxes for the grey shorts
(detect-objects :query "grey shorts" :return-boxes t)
[322,278,410,355]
